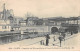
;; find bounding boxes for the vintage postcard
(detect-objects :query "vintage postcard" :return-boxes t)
[0,0,80,51]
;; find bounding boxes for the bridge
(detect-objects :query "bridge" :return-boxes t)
[45,17,79,34]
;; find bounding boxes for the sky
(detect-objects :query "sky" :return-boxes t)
[0,0,80,18]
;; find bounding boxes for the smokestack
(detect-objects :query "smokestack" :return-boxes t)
[3,3,6,20]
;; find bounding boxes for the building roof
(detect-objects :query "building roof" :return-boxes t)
[27,17,39,21]
[0,12,3,14]
[48,17,79,21]
[19,20,26,23]
[11,24,20,28]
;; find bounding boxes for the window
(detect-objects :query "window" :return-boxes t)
[2,26,6,29]
[8,26,9,29]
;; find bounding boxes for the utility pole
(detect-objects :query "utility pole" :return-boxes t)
[77,17,78,25]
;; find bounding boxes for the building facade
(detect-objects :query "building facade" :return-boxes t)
[0,19,11,31]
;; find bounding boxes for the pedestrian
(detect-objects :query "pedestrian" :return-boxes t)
[61,32,66,41]
[58,35,63,47]
[71,31,73,35]
[45,34,50,46]
[53,36,55,41]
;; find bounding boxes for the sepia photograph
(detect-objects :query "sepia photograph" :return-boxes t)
[0,0,80,51]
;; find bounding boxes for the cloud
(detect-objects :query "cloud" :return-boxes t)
[0,0,80,18]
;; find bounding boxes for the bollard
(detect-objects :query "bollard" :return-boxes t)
[40,40,43,45]
[40,40,44,45]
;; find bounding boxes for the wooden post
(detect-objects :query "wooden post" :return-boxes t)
[74,20,75,24]
[68,20,69,24]
[77,17,78,25]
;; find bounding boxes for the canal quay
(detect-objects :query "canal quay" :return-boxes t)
[0,33,80,49]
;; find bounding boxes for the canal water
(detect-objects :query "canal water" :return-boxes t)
[0,32,50,45]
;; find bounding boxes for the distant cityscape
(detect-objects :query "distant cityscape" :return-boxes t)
[0,3,80,32]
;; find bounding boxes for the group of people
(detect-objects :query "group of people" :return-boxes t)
[40,32,66,47]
